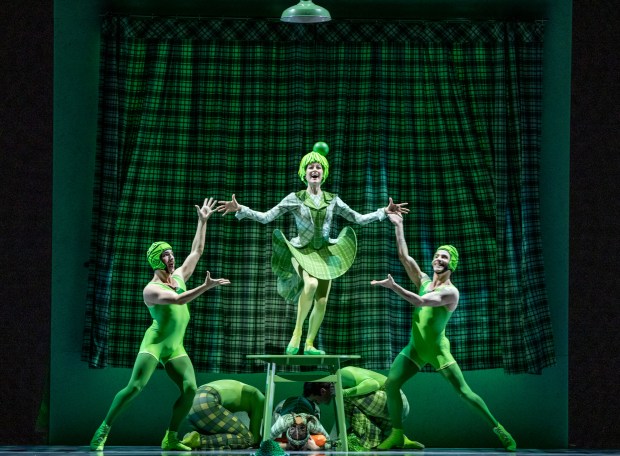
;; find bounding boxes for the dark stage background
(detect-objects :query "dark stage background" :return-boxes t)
[0,0,618,449]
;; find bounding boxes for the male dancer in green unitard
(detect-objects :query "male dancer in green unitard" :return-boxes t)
[371,213,517,451]
[89,198,230,451]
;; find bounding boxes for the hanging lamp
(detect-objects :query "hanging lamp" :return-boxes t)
[281,0,331,23]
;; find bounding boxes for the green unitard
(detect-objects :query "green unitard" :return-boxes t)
[101,275,197,429]
[380,275,512,450]
[399,277,457,371]
[138,276,190,364]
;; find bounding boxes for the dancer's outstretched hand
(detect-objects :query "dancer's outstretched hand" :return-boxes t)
[385,197,409,216]
[370,274,396,290]
[204,271,231,290]
[217,194,241,216]
[195,197,217,221]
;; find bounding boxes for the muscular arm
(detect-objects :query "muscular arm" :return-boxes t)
[371,274,458,311]
[143,272,230,306]
[388,213,425,289]
[175,198,217,281]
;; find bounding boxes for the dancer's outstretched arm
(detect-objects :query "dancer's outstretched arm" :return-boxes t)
[371,274,457,310]
[387,213,425,289]
[176,197,218,281]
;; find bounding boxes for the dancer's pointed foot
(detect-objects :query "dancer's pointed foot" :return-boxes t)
[403,435,425,449]
[89,422,111,451]
[493,423,517,451]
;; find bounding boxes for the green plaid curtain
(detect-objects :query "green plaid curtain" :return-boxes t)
[82,16,555,374]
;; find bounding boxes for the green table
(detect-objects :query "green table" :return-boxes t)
[247,354,361,452]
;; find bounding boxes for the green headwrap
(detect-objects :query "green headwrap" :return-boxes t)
[436,245,459,271]
[147,241,172,270]
[298,142,330,184]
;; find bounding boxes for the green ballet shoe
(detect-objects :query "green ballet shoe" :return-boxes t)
[285,344,299,355]
[493,423,517,452]
[304,346,326,355]
[89,422,111,451]
[161,430,191,451]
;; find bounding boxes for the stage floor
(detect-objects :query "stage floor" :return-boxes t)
[1,447,619,456]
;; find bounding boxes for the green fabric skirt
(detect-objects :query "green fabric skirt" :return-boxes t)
[271,227,358,303]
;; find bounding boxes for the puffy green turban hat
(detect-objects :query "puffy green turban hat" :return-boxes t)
[436,245,459,271]
[298,141,330,184]
[147,241,172,270]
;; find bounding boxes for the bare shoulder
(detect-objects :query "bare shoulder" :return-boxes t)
[442,285,460,311]
[437,284,459,298]
[142,282,166,305]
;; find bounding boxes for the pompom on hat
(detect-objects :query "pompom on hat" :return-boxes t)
[298,142,330,184]
[436,244,459,271]
[147,241,172,270]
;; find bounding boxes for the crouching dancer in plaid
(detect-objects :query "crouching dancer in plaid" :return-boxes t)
[89,198,231,451]
[182,380,265,450]
[340,366,424,451]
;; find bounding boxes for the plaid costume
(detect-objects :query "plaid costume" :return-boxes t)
[237,190,386,302]
[186,385,253,449]
[345,389,409,449]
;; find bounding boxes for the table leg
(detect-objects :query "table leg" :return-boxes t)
[334,364,348,452]
[262,362,276,442]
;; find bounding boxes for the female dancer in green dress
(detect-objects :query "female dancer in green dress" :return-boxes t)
[218,142,408,355]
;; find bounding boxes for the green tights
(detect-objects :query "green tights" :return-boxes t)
[384,354,500,431]
[103,353,197,431]
[289,268,331,349]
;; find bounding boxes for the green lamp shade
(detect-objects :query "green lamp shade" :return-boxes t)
[281,0,332,23]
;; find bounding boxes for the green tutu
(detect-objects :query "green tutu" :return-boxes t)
[271,227,357,302]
